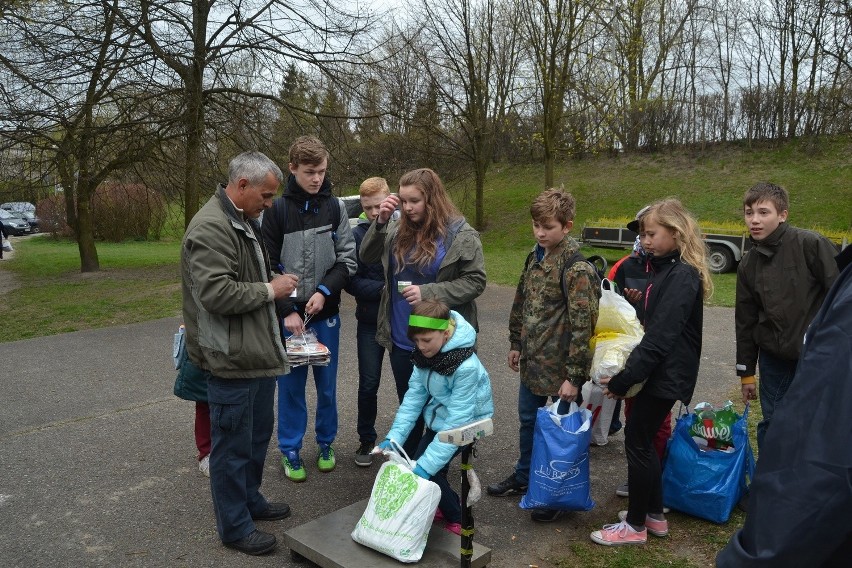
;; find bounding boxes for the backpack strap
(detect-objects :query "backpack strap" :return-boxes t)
[563,251,607,299]
[525,249,608,303]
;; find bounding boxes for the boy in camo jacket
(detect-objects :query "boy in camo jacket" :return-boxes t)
[486,188,600,523]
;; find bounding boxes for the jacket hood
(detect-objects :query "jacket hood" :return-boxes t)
[283,174,333,207]
[444,310,476,351]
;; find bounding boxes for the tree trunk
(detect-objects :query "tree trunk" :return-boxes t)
[76,180,100,272]
[474,155,487,231]
[183,78,204,228]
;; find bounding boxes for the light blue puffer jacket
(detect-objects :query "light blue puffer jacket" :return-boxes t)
[386,311,494,476]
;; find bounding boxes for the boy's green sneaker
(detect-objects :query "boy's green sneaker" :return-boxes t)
[281,451,306,482]
[317,444,336,472]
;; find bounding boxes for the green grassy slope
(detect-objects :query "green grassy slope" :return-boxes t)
[457,135,851,287]
[2,136,849,340]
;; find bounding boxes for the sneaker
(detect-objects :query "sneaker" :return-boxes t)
[281,451,306,482]
[198,455,210,478]
[618,510,668,537]
[590,520,647,546]
[443,522,462,535]
[354,442,374,467]
[317,444,336,472]
[615,481,629,497]
[530,508,564,522]
[486,473,528,496]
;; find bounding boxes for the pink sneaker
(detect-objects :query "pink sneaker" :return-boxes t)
[618,510,668,537]
[590,520,647,546]
[443,522,462,535]
[433,509,445,524]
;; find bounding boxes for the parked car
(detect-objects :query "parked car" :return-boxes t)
[0,208,32,236]
[340,195,364,229]
[1,202,39,233]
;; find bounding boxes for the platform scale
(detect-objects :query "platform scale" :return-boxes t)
[283,418,494,567]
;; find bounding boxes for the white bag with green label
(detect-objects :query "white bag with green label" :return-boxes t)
[351,439,441,562]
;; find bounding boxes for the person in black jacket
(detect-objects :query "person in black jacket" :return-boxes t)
[262,136,356,483]
[345,177,393,467]
[593,199,714,546]
[735,183,838,451]
[717,246,852,567]
[608,217,673,499]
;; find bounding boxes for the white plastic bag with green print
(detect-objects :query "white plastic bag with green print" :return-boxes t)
[351,439,441,562]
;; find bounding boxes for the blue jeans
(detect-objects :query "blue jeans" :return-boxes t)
[389,345,424,457]
[756,351,798,451]
[514,384,581,485]
[277,315,341,453]
[207,376,276,543]
[415,429,462,524]
[356,321,385,444]
[514,383,549,485]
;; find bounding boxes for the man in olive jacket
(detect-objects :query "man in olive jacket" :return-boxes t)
[182,151,298,556]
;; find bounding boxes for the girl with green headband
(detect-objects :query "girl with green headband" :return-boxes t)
[375,300,494,535]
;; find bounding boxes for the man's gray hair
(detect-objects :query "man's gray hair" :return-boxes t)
[228,151,284,185]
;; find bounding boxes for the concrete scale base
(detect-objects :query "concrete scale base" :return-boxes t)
[282,498,491,567]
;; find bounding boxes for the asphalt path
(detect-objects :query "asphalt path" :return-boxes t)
[0,285,737,567]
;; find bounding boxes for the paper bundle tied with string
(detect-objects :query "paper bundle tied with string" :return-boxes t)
[589,279,645,397]
[285,328,330,367]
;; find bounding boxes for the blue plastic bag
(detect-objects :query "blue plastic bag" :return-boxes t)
[662,405,755,523]
[520,401,595,512]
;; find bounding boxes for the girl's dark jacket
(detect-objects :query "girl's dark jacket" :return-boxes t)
[606,251,703,404]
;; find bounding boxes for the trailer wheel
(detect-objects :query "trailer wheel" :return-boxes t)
[708,244,735,273]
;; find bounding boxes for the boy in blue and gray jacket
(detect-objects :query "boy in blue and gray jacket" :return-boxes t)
[262,136,356,482]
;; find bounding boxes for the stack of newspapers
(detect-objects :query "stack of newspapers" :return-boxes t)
[285,331,330,367]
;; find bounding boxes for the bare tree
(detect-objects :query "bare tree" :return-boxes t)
[708,0,742,141]
[0,0,165,271]
[521,0,595,188]
[596,0,698,150]
[410,0,523,228]
[118,0,375,226]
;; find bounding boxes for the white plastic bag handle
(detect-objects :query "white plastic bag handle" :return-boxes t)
[383,438,416,470]
[545,399,579,418]
[544,399,591,433]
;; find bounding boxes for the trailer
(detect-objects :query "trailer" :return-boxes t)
[581,224,849,274]
[580,225,751,274]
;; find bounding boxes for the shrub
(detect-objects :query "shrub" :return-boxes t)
[36,183,167,241]
[92,183,167,241]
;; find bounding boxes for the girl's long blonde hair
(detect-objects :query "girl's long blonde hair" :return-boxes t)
[393,168,461,273]
[640,198,714,300]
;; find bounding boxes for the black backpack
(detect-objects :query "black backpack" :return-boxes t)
[523,250,608,300]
